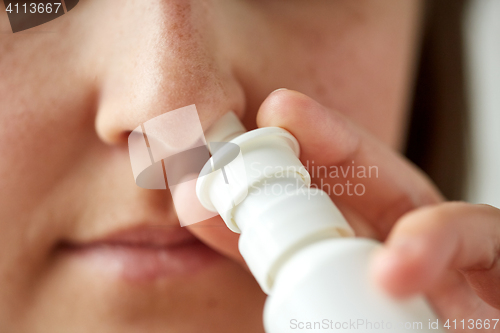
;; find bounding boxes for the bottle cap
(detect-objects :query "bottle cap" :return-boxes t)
[197,112,354,293]
[197,113,311,233]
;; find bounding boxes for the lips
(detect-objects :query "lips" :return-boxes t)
[60,226,222,282]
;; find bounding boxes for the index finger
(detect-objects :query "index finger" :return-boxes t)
[257,89,444,239]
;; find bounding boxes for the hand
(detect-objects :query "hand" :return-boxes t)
[371,202,500,331]
[185,90,500,331]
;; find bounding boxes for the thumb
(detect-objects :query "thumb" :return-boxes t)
[171,173,245,266]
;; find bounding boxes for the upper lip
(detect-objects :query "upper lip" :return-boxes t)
[62,225,199,249]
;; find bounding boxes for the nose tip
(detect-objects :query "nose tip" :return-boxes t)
[128,105,208,190]
[95,67,245,146]
[92,0,246,146]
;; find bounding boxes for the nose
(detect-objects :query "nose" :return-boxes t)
[93,0,246,145]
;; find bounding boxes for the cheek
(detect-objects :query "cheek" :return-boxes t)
[0,62,95,225]
[0,27,95,214]
[226,0,422,148]
[0,32,97,322]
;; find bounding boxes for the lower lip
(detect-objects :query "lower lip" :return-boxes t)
[62,239,222,282]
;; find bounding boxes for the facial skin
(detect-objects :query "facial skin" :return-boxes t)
[0,1,424,332]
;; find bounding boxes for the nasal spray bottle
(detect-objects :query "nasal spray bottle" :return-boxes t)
[196,112,443,333]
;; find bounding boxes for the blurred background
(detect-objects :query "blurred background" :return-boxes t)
[405,0,500,208]
[465,0,500,208]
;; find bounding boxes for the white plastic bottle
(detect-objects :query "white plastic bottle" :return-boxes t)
[196,112,443,333]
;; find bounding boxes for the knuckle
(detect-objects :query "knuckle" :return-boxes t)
[397,201,469,233]
[377,189,443,236]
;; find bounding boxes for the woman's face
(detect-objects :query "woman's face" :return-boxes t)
[0,0,422,332]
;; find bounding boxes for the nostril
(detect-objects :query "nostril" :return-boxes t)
[121,131,134,145]
[204,112,247,147]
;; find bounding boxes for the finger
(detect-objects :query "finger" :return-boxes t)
[257,89,444,238]
[171,173,246,266]
[371,202,500,308]
[187,217,246,267]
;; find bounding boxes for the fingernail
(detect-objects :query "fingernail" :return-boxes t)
[372,247,400,274]
[271,88,288,94]
[372,239,421,273]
